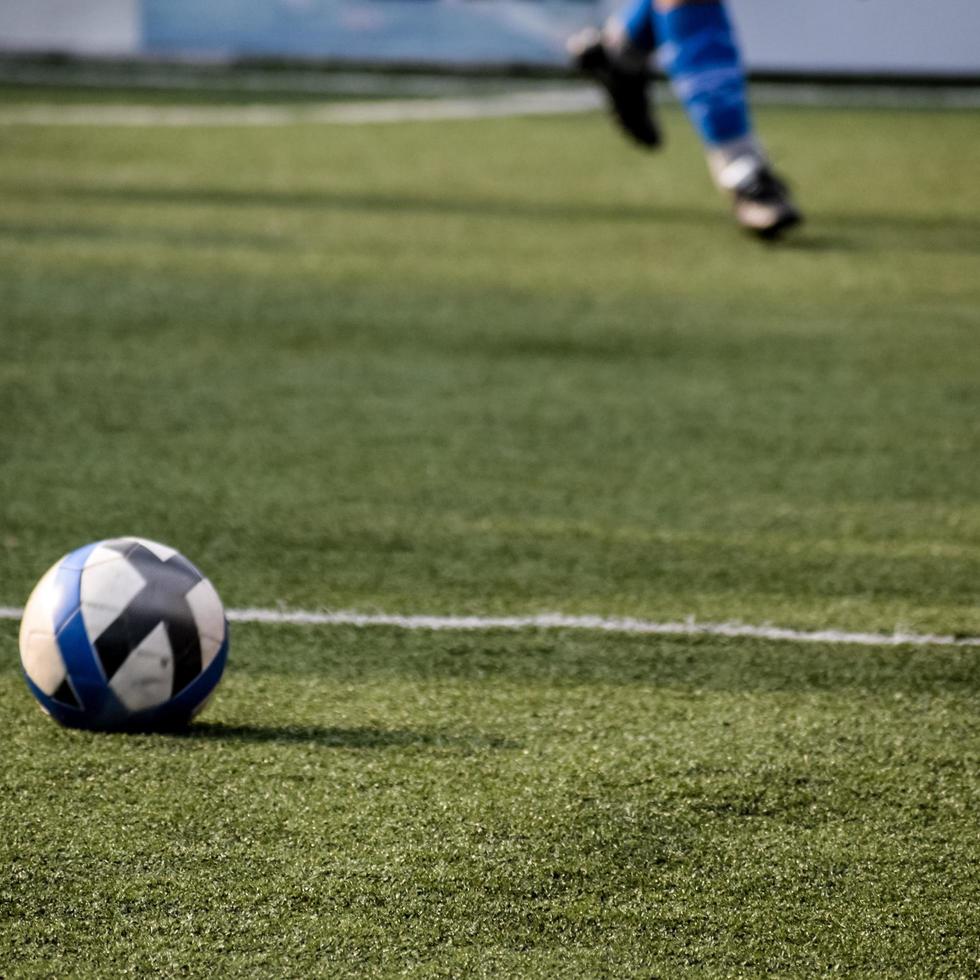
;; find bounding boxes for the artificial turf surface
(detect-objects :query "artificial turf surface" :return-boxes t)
[0,83,978,975]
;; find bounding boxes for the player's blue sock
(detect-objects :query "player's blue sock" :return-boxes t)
[654,1,751,146]
[619,0,657,53]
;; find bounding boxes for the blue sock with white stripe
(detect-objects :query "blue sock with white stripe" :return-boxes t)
[655,1,751,147]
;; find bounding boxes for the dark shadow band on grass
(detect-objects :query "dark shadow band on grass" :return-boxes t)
[11,180,980,235]
[2,180,720,228]
[8,182,980,255]
[0,220,282,250]
[175,720,519,751]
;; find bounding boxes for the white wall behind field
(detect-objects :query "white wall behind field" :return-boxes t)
[0,0,139,56]
[0,0,978,76]
[729,0,980,76]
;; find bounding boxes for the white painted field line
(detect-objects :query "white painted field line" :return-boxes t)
[2,604,974,647]
[0,89,603,128]
[1,83,978,129]
[226,610,979,647]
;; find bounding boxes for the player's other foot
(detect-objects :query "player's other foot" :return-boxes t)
[568,27,660,149]
[718,156,803,239]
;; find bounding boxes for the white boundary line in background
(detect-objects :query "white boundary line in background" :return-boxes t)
[1,84,979,127]
[0,605,976,647]
[0,90,603,127]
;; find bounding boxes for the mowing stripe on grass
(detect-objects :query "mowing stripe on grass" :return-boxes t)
[1,605,977,647]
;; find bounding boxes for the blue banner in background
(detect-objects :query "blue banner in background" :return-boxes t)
[143,0,603,65]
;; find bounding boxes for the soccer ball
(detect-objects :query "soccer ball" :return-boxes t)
[19,537,229,731]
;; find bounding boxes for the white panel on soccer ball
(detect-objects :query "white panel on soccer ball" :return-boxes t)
[21,630,67,696]
[19,561,63,641]
[132,537,178,562]
[184,577,226,669]
[108,621,174,712]
[19,563,68,695]
[82,542,135,570]
[80,552,146,642]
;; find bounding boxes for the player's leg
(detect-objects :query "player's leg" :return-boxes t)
[567,0,660,148]
[653,0,801,236]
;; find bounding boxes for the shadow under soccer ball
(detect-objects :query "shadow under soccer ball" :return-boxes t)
[18,537,229,732]
[175,722,520,751]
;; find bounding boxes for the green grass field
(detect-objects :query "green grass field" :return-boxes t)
[1,81,978,976]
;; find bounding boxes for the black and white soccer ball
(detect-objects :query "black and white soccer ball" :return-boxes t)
[19,538,229,731]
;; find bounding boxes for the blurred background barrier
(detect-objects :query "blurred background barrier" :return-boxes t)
[1,0,979,76]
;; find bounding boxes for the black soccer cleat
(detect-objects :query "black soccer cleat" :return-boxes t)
[568,27,661,150]
[728,163,803,240]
